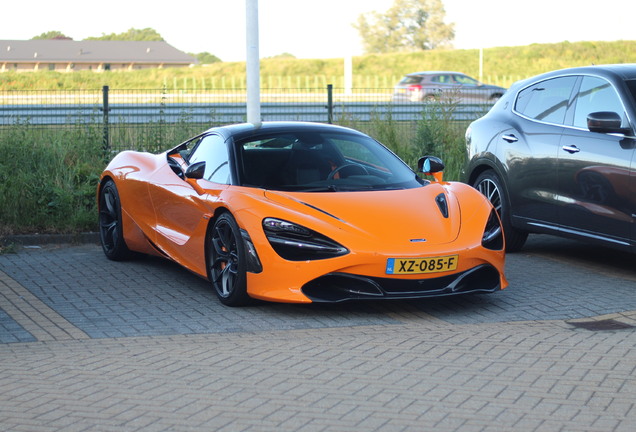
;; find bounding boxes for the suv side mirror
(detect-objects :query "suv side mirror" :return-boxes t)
[587,111,631,135]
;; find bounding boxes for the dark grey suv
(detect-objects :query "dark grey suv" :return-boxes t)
[463,64,636,253]
[393,71,506,103]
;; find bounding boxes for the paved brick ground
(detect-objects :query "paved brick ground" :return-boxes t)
[1,235,635,431]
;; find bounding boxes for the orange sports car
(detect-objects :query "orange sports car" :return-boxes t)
[98,121,507,306]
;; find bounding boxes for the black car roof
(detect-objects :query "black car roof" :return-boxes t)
[516,64,636,87]
[203,121,366,141]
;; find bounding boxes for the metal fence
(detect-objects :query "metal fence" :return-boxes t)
[0,86,493,153]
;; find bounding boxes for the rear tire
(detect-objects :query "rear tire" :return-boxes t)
[473,170,528,252]
[207,213,251,307]
[98,179,132,261]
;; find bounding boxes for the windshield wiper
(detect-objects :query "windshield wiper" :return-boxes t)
[266,184,339,192]
[298,185,339,192]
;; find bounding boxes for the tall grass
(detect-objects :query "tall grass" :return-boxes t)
[0,121,104,235]
[0,112,466,235]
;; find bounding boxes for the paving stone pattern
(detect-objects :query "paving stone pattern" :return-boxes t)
[1,236,635,431]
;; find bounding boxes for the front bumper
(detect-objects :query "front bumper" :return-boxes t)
[301,264,502,302]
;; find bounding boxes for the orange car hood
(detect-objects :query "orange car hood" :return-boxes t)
[264,184,462,246]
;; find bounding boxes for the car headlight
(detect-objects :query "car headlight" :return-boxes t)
[482,209,504,250]
[263,218,349,261]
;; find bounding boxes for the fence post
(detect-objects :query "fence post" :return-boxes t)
[327,84,333,124]
[102,85,110,154]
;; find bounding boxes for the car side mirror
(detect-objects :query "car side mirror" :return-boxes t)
[418,156,444,173]
[417,156,445,182]
[587,111,630,134]
[185,161,206,180]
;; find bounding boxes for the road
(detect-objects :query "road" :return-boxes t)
[1,234,635,431]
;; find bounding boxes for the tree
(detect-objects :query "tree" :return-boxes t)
[32,31,72,40]
[266,53,296,59]
[85,28,164,41]
[354,0,454,54]
[191,52,222,64]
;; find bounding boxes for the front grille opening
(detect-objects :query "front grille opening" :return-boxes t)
[302,265,502,303]
[302,274,384,302]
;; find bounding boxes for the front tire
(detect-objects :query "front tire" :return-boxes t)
[98,179,132,261]
[207,213,251,307]
[473,170,528,252]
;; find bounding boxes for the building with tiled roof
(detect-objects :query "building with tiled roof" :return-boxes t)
[0,40,196,72]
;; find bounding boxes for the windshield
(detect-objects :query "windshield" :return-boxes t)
[236,130,425,192]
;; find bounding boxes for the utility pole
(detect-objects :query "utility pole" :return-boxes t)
[246,0,261,126]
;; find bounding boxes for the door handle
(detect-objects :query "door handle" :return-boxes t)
[562,145,580,154]
[502,134,518,143]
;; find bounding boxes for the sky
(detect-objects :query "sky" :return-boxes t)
[2,0,635,62]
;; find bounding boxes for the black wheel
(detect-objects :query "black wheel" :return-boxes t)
[207,213,251,306]
[473,170,528,252]
[98,179,132,261]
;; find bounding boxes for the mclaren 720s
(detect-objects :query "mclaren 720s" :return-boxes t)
[98,121,507,306]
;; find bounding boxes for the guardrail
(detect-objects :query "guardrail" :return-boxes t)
[0,101,490,125]
[0,85,493,151]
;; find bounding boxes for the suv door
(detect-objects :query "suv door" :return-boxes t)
[508,76,578,228]
[557,76,636,249]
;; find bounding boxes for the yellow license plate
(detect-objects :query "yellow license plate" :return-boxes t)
[386,255,459,275]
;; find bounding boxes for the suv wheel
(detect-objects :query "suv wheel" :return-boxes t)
[473,170,528,252]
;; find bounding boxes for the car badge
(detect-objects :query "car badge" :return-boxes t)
[410,238,427,242]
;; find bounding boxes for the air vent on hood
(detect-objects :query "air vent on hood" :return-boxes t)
[435,193,449,218]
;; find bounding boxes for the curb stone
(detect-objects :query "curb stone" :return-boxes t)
[0,232,100,247]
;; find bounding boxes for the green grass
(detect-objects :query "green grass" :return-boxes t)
[0,110,466,235]
[0,242,17,254]
[0,121,104,235]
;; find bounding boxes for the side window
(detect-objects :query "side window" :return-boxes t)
[400,76,422,85]
[188,134,230,184]
[181,136,202,160]
[454,75,478,86]
[572,76,626,129]
[331,138,385,168]
[432,74,451,84]
[515,76,577,125]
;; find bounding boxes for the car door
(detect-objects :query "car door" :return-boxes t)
[429,73,456,100]
[507,76,579,227]
[452,73,482,101]
[148,133,230,271]
[557,76,636,248]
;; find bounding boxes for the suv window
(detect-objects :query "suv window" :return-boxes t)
[626,79,636,105]
[515,76,577,125]
[572,76,627,128]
